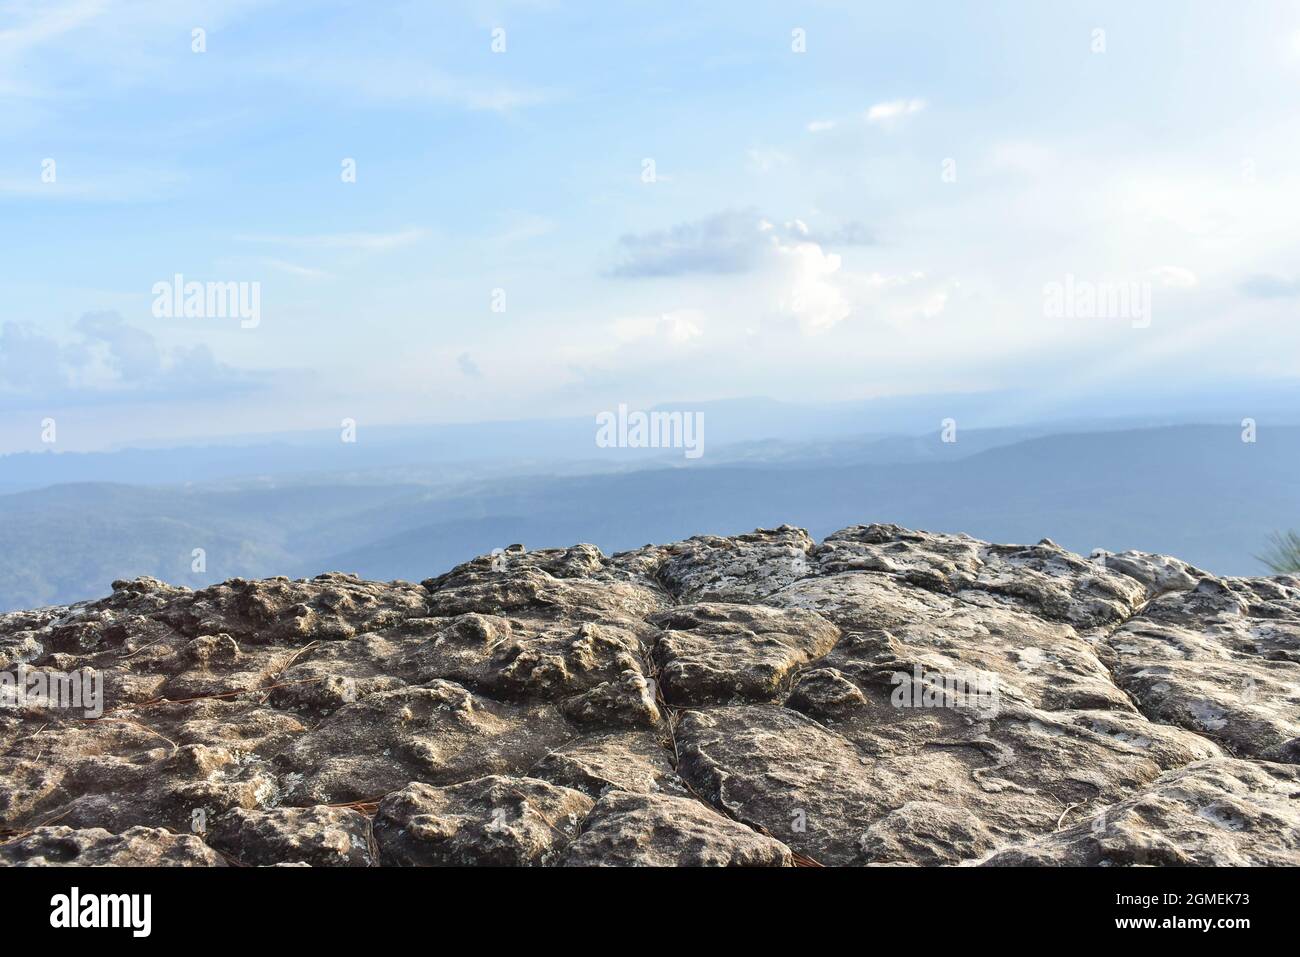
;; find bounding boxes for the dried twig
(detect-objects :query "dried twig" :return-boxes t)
[93,715,180,755]
[0,807,74,846]
[1056,801,1085,830]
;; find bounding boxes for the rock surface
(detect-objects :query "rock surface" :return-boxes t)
[1,524,1296,866]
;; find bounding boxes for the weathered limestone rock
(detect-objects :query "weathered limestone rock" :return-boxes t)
[1,524,1296,866]
[786,667,869,720]
[561,791,792,866]
[651,526,816,602]
[984,759,1300,866]
[273,680,574,804]
[674,704,885,865]
[163,574,429,645]
[207,805,375,866]
[372,775,591,865]
[673,698,1220,865]
[649,602,840,705]
[0,825,224,866]
[561,669,661,727]
[528,731,686,798]
[814,525,1147,627]
[1101,576,1300,762]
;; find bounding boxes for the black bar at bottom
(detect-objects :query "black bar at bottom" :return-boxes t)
[0,865,1281,943]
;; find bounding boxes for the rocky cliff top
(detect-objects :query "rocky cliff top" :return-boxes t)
[2,523,1298,867]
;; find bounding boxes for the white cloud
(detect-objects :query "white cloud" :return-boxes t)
[772,251,951,336]
[773,239,851,333]
[604,210,915,336]
[804,101,925,136]
[865,98,926,124]
[748,148,792,172]
[1148,265,1198,288]
[612,311,705,346]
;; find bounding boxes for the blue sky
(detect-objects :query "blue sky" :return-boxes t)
[3,0,1300,450]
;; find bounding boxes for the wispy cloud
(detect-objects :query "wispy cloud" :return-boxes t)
[260,55,554,113]
[611,311,705,346]
[235,228,430,251]
[747,147,791,172]
[0,167,188,202]
[1238,273,1300,298]
[263,259,332,280]
[806,100,925,134]
[0,0,108,59]
[1149,265,1198,288]
[784,219,875,247]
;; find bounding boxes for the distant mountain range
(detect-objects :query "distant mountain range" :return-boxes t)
[0,422,1294,611]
